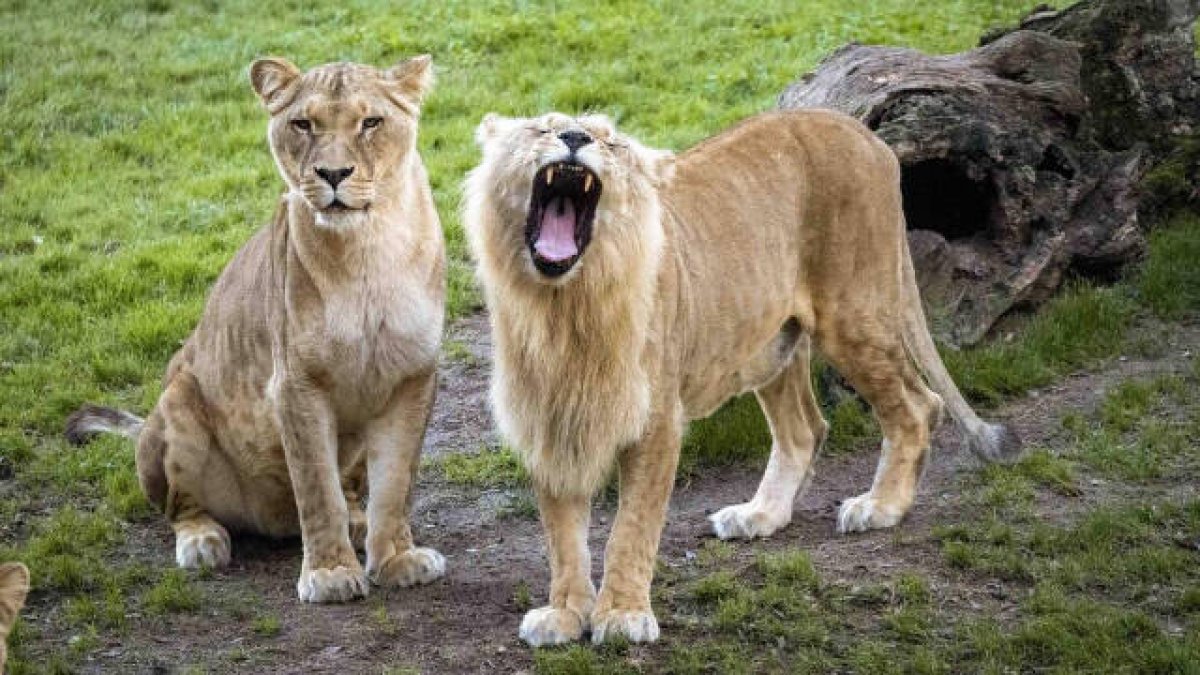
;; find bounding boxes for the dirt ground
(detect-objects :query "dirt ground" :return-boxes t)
[22,315,1199,674]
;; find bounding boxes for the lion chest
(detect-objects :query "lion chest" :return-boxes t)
[289,278,440,424]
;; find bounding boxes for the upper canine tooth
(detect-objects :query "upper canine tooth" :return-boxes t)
[584,174,593,192]
[546,168,555,184]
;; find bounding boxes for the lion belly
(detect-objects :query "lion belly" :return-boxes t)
[680,317,803,420]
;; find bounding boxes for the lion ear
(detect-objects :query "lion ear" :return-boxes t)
[386,54,434,108]
[475,113,513,146]
[249,57,301,112]
[647,148,676,188]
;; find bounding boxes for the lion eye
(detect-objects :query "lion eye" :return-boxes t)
[290,119,312,133]
[362,116,383,130]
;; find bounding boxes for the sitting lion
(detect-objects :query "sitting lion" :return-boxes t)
[464,110,1019,644]
[65,56,447,603]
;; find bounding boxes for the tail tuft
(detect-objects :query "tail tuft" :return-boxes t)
[64,405,143,446]
[966,422,1023,464]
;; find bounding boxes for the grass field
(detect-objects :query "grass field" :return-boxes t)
[2,0,1199,672]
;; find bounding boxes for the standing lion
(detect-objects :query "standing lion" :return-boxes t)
[464,110,1019,644]
[66,56,446,603]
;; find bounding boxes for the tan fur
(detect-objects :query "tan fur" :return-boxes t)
[465,109,1018,644]
[67,57,447,603]
[0,562,29,671]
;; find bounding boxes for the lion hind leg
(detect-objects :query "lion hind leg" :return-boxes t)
[338,433,369,552]
[710,336,828,540]
[157,372,243,568]
[817,319,941,533]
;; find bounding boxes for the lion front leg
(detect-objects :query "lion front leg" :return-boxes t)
[274,378,366,604]
[363,370,445,589]
[520,488,595,646]
[592,405,682,645]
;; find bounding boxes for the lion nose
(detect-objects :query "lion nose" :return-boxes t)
[315,166,354,188]
[558,130,593,153]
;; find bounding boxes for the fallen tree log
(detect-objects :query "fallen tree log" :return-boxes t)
[780,0,1199,346]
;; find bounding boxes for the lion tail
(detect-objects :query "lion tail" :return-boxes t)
[64,404,144,446]
[898,237,1022,463]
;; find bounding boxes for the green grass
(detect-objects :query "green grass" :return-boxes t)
[1,507,121,592]
[143,569,203,615]
[1139,214,1200,318]
[1064,371,1198,483]
[433,445,529,488]
[943,283,1138,404]
[943,213,1200,406]
[251,614,283,638]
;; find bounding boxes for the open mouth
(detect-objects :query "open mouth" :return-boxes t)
[526,161,602,277]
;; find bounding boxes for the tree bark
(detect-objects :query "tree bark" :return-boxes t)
[780,0,1199,346]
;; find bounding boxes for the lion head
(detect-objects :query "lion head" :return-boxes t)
[249,55,433,228]
[466,112,674,284]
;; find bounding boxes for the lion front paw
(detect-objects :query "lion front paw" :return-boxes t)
[174,520,231,569]
[367,546,445,588]
[297,563,368,604]
[836,492,905,533]
[709,501,790,540]
[519,606,587,646]
[590,608,659,644]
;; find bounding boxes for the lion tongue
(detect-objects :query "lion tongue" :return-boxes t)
[534,197,578,262]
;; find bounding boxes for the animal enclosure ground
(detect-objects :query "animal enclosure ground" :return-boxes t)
[1,0,1199,673]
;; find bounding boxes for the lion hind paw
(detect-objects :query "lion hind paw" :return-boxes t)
[174,521,231,569]
[836,493,905,533]
[709,501,790,540]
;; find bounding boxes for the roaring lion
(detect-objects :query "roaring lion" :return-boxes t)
[65,56,447,603]
[464,110,1019,644]
[0,562,29,670]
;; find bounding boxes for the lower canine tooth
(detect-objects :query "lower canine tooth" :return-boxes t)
[584,174,593,192]
[546,168,555,184]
